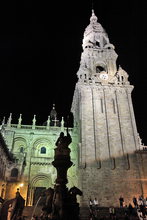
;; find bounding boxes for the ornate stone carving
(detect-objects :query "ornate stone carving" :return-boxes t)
[116,66,130,85]
[76,10,119,84]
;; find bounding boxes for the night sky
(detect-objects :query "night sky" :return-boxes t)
[0,1,147,143]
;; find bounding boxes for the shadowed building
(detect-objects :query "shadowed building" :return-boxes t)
[0,129,14,201]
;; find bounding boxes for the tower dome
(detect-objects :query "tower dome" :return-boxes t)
[83,10,110,50]
[90,9,98,23]
[77,10,117,83]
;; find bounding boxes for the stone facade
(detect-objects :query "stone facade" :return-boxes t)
[1,10,147,208]
[0,131,14,200]
[1,108,78,205]
[71,10,147,206]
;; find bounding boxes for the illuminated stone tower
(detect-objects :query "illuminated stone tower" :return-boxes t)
[71,10,146,206]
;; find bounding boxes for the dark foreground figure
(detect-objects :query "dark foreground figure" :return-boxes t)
[0,190,25,220]
[38,131,82,220]
[40,185,82,220]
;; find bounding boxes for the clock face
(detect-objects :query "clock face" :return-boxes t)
[99,73,108,80]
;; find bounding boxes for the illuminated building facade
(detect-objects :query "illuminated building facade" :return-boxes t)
[1,107,78,205]
[1,10,147,207]
[0,132,14,200]
[71,10,147,206]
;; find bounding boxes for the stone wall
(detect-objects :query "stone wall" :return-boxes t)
[2,126,79,203]
[79,153,143,207]
[136,151,147,198]
[72,82,146,207]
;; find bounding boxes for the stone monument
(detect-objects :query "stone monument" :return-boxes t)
[40,129,82,220]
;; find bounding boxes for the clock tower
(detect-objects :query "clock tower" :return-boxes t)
[71,10,144,206]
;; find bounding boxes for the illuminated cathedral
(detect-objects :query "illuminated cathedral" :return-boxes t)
[0,10,147,207]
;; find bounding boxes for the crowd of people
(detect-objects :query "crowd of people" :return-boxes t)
[118,195,147,218]
[88,195,147,220]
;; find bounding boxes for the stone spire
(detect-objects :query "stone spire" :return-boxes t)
[7,113,12,127]
[32,115,36,129]
[46,115,50,129]
[82,9,110,50]
[76,10,123,84]
[61,116,64,132]
[2,116,5,126]
[90,9,98,23]
[17,114,22,128]
[0,116,5,134]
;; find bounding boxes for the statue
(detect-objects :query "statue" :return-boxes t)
[68,186,83,220]
[68,186,83,204]
[116,66,129,85]
[40,129,82,220]
[55,131,72,149]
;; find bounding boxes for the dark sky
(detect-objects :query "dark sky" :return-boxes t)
[0,1,147,143]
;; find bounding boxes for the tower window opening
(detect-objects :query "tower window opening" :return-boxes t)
[40,147,46,154]
[20,147,24,153]
[96,41,100,47]
[121,76,124,84]
[96,66,105,73]
[11,168,18,177]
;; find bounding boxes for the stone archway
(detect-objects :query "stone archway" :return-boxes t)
[28,174,52,206]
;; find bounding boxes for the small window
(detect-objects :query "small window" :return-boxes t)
[96,66,105,73]
[20,147,24,153]
[11,168,18,177]
[96,41,100,47]
[40,147,46,154]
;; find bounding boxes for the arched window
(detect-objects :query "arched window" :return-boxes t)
[96,66,105,73]
[40,147,46,154]
[96,41,100,47]
[11,168,18,177]
[20,147,24,153]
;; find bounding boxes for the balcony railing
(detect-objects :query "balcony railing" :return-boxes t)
[6,124,73,132]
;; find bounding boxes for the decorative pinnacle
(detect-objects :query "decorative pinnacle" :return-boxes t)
[2,116,5,125]
[32,115,36,126]
[18,114,22,124]
[17,114,22,128]
[90,9,98,23]
[7,113,12,127]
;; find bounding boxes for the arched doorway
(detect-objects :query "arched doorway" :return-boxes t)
[28,174,52,206]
